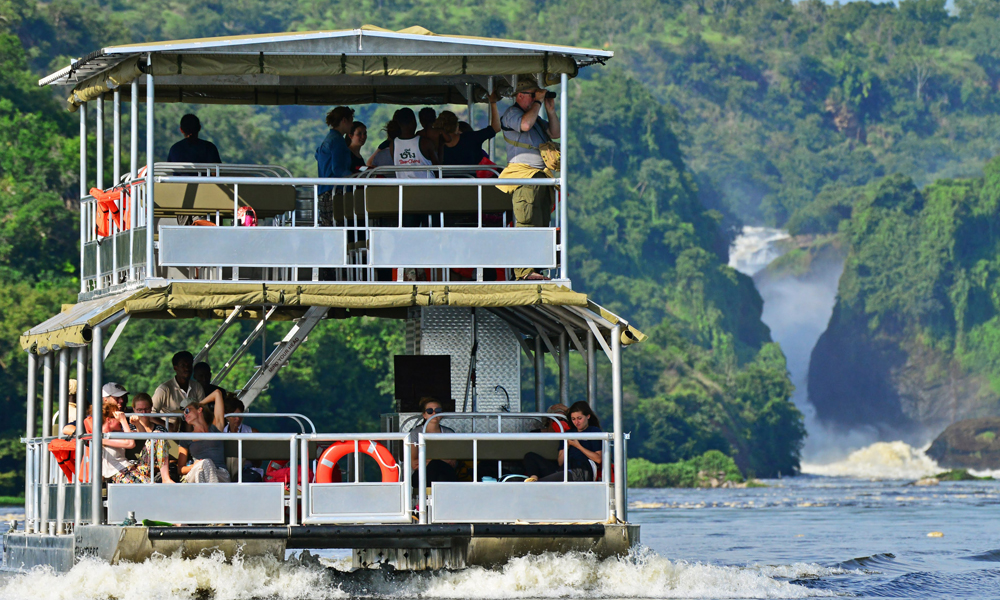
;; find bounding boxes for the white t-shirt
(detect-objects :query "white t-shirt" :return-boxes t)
[393,137,433,179]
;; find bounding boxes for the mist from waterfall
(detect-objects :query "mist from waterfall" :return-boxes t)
[729,227,877,462]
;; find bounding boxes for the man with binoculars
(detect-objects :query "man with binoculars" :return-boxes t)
[498,75,561,280]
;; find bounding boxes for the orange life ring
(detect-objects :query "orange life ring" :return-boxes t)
[315,440,399,483]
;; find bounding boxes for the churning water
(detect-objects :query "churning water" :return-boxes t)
[2,448,999,600]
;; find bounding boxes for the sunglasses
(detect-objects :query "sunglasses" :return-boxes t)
[423,407,443,415]
[183,407,197,415]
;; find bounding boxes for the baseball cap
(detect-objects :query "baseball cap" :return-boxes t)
[102,382,128,398]
[179,397,201,410]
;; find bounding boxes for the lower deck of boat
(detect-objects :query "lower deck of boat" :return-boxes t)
[3,523,639,571]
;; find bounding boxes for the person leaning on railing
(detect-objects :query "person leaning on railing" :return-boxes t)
[315,106,356,226]
[162,389,231,484]
[498,75,561,280]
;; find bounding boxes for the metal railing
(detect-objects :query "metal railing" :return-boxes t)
[78,163,563,296]
[24,423,615,532]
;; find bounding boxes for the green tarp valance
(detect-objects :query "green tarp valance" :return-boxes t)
[21,283,599,354]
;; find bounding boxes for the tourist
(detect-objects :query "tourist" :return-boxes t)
[418,107,437,133]
[391,108,439,179]
[347,121,368,172]
[192,361,222,397]
[163,390,230,483]
[408,397,457,489]
[367,120,400,169]
[223,395,263,482]
[109,393,168,484]
[166,114,222,163]
[437,93,501,168]
[82,397,135,482]
[524,401,601,482]
[315,106,355,226]
[151,351,205,419]
[498,76,560,280]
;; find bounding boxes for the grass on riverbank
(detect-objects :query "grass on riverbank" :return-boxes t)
[0,496,23,507]
[628,450,746,488]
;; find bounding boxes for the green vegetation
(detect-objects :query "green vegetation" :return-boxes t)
[934,469,991,481]
[33,0,1000,491]
[811,157,1000,430]
[628,450,744,488]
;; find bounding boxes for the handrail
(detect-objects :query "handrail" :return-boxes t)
[421,411,568,433]
[156,176,557,186]
[130,412,316,433]
[105,431,296,441]
[420,432,610,441]
[154,162,294,179]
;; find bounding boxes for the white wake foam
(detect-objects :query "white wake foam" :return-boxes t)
[800,441,941,480]
[416,549,824,599]
[0,552,343,600]
[0,547,828,600]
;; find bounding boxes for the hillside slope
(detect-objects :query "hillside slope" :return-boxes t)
[809,161,1000,439]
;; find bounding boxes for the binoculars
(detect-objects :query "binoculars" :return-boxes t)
[545,90,557,99]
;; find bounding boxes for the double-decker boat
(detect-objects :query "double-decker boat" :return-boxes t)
[7,25,644,572]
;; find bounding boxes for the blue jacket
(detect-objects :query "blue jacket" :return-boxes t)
[315,130,352,194]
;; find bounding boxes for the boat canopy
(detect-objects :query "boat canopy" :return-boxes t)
[38,25,614,110]
[20,283,644,355]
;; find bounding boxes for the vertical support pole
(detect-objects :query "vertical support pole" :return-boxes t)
[288,437,297,526]
[145,64,155,278]
[611,324,625,523]
[487,78,495,161]
[130,79,138,280]
[25,354,37,532]
[91,327,104,525]
[96,96,104,290]
[559,73,568,283]
[113,91,121,184]
[79,104,87,294]
[534,336,544,412]
[130,80,139,179]
[300,437,309,521]
[112,92,120,282]
[559,332,569,407]
[56,350,69,533]
[75,346,86,529]
[402,438,412,518]
[40,353,53,534]
[587,331,596,408]
[467,83,475,129]
[417,436,427,524]
[96,97,104,191]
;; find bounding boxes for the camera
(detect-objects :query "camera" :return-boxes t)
[545,90,557,99]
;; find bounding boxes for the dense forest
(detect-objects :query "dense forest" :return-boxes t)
[3,0,998,491]
[810,159,1000,439]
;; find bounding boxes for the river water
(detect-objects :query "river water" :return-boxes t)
[1,443,997,600]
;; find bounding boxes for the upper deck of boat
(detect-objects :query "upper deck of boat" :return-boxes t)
[38,26,615,303]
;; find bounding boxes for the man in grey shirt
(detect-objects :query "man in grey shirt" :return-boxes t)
[499,75,561,279]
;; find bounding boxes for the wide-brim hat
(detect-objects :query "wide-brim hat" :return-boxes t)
[514,75,540,94]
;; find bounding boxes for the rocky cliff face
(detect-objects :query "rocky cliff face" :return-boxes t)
[807,166,1000,441]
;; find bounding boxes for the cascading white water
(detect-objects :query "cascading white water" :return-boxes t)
[729,226,883,464]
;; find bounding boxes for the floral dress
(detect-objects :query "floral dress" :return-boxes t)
[110,425,168,484]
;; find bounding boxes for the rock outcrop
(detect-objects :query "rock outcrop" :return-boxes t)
[806,168,1000,438]
[927,418,1000,470]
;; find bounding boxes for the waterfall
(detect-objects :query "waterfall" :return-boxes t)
[729,227,864,462]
